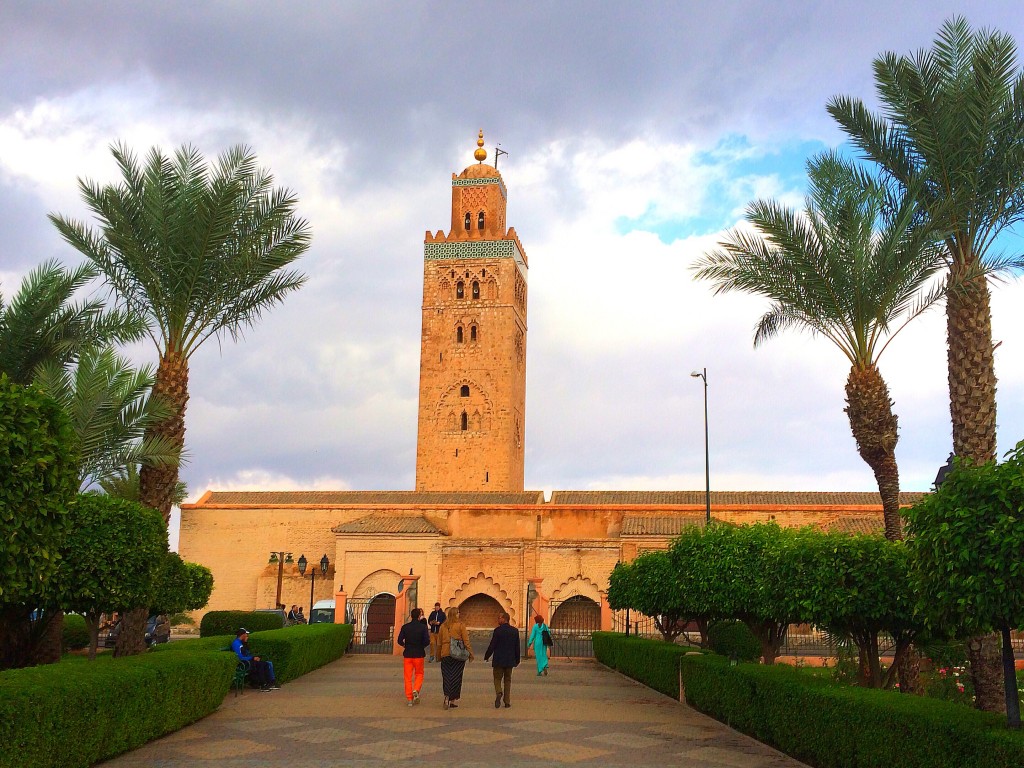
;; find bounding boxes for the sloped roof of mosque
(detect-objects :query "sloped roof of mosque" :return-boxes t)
[621,515,708,536]
[549,490,927,506]
[185,491,545,507]
[825,516,887,535]
[332,514,444,535]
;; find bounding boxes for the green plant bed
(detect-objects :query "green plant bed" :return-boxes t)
[0,650,235,768]
[61,614,89,651]
[680,654,1024,768]
[199,609,284,637]
[593,632,707,699]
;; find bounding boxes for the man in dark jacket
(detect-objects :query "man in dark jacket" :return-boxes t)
[483,612,521,708]
[427,602,446,662]
[397,607,431,706]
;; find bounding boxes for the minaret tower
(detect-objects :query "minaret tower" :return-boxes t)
[415,131,528,492]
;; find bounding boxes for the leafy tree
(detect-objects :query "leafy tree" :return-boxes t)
[694,153,943,540]
[50,143,310,524]
[608,551,691,642]
[0,376,79,669]
[905,441,1024,728]
[50,142,309,656]
[149,552,213,617]
[52,493,167,660]
[34,347,179,489]
[828,16,1024,710]
[0,260,142,385]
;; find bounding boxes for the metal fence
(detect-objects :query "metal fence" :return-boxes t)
[345,595,395,654]
[546,596,602,658]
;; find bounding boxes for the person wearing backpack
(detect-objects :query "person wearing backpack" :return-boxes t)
[526,614,552,676]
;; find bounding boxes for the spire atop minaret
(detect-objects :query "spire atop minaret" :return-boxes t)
[474,129,487,163]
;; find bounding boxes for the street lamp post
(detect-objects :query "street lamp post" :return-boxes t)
[268,551,294,610]
[690,367,710,525]
[297,554,330,619]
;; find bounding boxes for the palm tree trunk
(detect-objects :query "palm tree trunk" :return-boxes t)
[140,349,189,525]
[947,273,1005,714]
[844,365,902,540]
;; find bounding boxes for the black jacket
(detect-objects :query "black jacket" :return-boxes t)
[484,623,521,668]
[397,619,431,658]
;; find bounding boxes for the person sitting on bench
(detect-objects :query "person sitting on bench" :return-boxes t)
[231,628,280,690]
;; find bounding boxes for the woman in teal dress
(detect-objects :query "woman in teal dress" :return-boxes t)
[527,614,550,676]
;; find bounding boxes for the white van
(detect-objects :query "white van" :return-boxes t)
[309,599,335,624]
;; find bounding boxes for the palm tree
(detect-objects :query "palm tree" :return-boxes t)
[49,143,310,524]
[34,347,179,490]
[827,15,1024,714]
[0,259,142,385]
[693,152,944,541]
[98,463,188,506]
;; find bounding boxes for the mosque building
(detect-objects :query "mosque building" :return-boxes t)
[178,132,916,635]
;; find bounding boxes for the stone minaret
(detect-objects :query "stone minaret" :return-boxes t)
[415,131,528,492]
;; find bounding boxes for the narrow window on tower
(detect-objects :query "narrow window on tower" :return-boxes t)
[472,281,480,299]
[460,385,469,397]
[461,411,468,430]
[456,281,464,299]
[477,211,485,230]
[470,325,477,342]
[456,326,464,343]
[485,471,489,483]
[464,212,471,231]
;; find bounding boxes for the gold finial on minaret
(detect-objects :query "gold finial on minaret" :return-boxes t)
[474,129,487,162]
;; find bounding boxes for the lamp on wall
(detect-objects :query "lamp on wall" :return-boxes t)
[297,554,330,620]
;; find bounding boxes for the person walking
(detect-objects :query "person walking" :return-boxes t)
[397,607,431,706]
[526,614,551,676]
[483,611,520,709]
[427,602,446,662]
[437,606,473,709]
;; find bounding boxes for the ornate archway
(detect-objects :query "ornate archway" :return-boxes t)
[459,593,505,629]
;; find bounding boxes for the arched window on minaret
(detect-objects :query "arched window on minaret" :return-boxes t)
[478,211,485,230]
[456,281,464,299]
[472,281,480,299]
[460,385,469,397]
[456,326,464,343]
[460,411,468,431]
[464,212,471,231]
[470,324,477,342]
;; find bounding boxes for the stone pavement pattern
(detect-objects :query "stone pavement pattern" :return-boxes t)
[102,654,809,768]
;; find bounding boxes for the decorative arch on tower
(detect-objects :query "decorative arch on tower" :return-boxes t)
[549,575,603,604]
[446,572,515,623]
[435,378,493,432]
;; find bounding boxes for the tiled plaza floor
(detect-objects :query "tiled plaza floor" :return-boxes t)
[100,653,809,767]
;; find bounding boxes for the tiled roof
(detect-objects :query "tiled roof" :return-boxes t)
[621,515,707,536]
[187,491,545,507]
[332,514,443,535]
[825,516,887,536]
[548,490,927,506]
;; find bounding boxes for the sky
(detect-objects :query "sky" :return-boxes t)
[2,3,1023,549]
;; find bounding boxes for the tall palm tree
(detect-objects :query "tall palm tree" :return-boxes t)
[49,143,310,524]
[827,15,1024,713]
[0,259,142,385]
[34,347,179,490]
[693,152,944,541]
[98,462,188,506]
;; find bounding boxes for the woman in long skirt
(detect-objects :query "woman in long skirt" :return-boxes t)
[437,606,474,709]
[527,614,550,676]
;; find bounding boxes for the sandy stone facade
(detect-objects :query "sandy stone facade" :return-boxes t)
[178,137,914,630]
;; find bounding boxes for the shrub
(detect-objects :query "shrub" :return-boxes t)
[0,650,235,768]
[707,620,761,662]
[593,631,706,699]
[199,610,284,637]
[61,614,89,651]
[679,654,1024,768]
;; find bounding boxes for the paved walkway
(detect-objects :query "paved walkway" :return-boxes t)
[103,654,808,768]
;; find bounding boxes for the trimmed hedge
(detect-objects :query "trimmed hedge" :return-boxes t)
[62,614,89,651]
[199,610,284,637]
[593,631,705,699]
[0,650,235,768]
[707,620,761,662]
[679,654,1024,768]
[158,623,354,683]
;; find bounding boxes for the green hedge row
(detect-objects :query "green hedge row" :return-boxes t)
[678,653,1024,768]
[592,631,706,699]
[159,623,353,683]
[0,651,235,768]
[199,609,284,637]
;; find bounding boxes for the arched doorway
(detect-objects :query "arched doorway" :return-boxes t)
[459,593,504,629]
[549,595,601,657]
[347,592,395,652]
[364,593,395,643]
